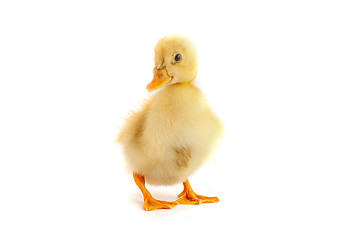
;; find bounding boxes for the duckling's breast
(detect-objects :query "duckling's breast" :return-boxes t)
[134,84,222,185]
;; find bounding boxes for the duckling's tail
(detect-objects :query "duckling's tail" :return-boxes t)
[115,132,124,143]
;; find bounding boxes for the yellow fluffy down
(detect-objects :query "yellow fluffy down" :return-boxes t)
[117,35,223,186]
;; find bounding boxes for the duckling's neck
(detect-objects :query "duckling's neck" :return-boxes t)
[169,80,195,89]
[159,81,199,104]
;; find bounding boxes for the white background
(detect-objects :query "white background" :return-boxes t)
[1,0,359,239]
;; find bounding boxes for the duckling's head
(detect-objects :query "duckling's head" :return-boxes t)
[147,35,198,92]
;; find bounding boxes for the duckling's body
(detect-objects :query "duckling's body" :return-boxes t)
[118,35,222,210]
[119,83,222,186]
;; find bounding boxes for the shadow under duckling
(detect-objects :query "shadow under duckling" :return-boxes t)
[117,35,223,211]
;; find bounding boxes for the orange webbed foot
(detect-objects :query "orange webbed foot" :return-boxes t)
[133,172,179,211]
[176,179,219,205]
[144,197,179,211]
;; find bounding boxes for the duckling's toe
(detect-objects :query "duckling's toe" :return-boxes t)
[176,179,219,205]
[177,191,219,205]
[143,197,179,211]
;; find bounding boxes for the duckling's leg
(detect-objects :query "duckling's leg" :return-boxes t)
[176,179,219,205]
[133,172,178,211]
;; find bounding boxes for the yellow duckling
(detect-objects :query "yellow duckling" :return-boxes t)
[118,35,223,211]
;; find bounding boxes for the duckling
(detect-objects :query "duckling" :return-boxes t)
[117,35,223,211]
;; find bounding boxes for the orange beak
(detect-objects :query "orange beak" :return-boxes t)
[146,67,172,92]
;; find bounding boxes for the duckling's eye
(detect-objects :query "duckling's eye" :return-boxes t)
[174,53,181,62]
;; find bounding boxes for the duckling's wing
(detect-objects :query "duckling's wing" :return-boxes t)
[116,100,151,145]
